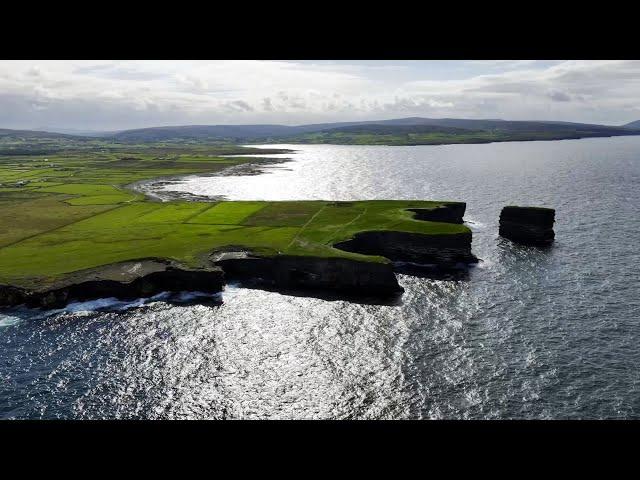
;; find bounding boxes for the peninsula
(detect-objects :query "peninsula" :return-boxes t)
[0,141,476,308]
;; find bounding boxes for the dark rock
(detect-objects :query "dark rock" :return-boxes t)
[499,206,555,246]
[0,285,28,307]
[2,259,225,309]
[407,202,466,224]
[333,230,478,270]
[214,226,479,297]
[214,253,403,297]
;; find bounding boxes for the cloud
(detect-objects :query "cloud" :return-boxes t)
[0,60,639,129]
[227,100,253,112]
[262,97,274,111]
[549,90,571,102]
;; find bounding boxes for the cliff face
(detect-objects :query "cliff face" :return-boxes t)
[334,231,477,269]
[0,285,27,307]
[499,206,555,246]
[216,224,477,297]
[214,253,403,297]
[329,202,477,275]
[0,260,225,309]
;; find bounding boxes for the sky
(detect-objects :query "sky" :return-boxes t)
[1,60,639,132]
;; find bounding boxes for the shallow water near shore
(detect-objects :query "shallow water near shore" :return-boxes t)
[2,137,640,419]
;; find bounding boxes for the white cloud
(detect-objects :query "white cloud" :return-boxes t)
[0,60,639,130]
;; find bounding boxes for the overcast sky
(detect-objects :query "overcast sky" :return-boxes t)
[1,60,639,131]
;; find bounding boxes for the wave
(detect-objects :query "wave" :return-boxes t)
[49,291,222,315]
[465,219,486,229]
[0,315,22,328]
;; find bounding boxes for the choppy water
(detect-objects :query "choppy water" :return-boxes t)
[2,137,640,419]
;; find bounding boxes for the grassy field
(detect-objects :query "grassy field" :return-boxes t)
[0,140,469,288]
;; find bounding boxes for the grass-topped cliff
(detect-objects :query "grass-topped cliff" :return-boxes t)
[0,142,469,289]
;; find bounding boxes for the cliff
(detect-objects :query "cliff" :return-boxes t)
[0,200,480,308]
[0,260,225,309]
[333,230,477,272]
[213,252,403,297]
[407,202,466,224]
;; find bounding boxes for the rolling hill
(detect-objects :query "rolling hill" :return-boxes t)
[0,128,80,140]
[2,117,640,147]
[106,117,640,144]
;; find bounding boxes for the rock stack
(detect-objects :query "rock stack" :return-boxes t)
[499,206,555,246]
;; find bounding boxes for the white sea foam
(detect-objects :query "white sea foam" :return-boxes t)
[475,258,495,269]
[0,315,22,327]
[465,219,486,229]
[171,291,221,302]
[53,292,172,315]
[45,291,221,315]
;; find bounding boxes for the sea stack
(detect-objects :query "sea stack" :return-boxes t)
[499,206,555,246]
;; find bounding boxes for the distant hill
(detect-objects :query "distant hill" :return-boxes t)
[108,117,640,143]
[282,118,640,145]
[325,124,481,135]
[34,127,120,137]
[327,120,636,136]
[0,128,93,156]
[2,116,640,147]
[107,117,501,142]
[107,118,442,142]
[109,124,301,142]
[0,128,81,140]
[336,118,632,135]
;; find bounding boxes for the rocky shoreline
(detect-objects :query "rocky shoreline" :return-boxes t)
[128,156,292,202]
[0,224,477,308]
[2,200,561,309]
[0,199,480,309]
[0,260,225,309]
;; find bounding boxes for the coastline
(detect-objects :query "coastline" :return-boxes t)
[0,146,478,309]
[249,131,640,148]
[127,155,294,202]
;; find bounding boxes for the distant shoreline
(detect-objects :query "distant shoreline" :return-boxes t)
[250,131,640,148]
[128,155,294,202]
